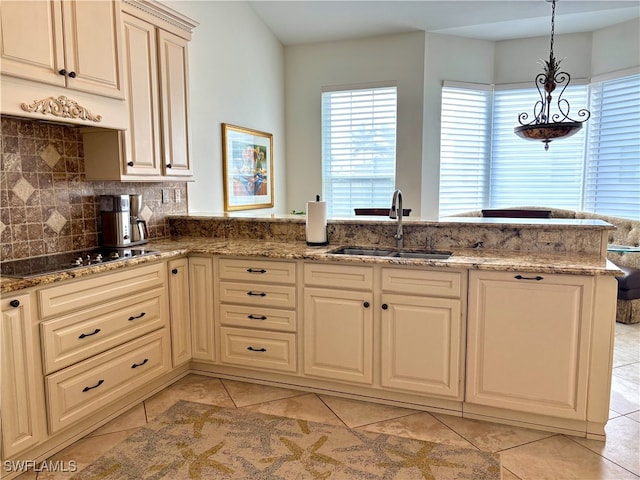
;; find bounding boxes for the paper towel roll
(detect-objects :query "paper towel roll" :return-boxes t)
[306,200,328,245]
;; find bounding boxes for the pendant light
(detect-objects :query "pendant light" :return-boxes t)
[514,0,590,150]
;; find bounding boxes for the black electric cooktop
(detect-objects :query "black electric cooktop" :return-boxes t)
[0,248,160,279]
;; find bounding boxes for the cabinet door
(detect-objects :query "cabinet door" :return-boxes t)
[1,293,43,458]
[168,258,191,367]
[121,12,162,177]
[61,0,124,98]
[189,256,215,361]
[466,271,593,420]
[0,0,65,86]
[381,294,462,398]
[157,29,191,176]
[303,288,373,384]
[0,0,123,98]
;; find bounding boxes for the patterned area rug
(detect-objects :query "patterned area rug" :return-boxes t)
[73,400,500,479]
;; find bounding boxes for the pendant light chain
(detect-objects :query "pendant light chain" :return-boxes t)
[549,0,556,59]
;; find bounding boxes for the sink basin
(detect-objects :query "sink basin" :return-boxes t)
[331,247,395,256]
[329,247,452,260]
[393,251,452,260]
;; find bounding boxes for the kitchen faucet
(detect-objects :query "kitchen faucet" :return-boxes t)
[389,189,403,249]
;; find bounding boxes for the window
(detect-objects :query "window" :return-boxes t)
[439,84,491,217]
[490,86,587,210]
[321,84,397,217]
[585,75,640,219]
[439,73,640,220]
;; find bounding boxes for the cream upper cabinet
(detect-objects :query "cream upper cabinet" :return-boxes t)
[82,1,197,181]
[168,258,192,367]
[0,0,124,99]
[466,270,593,420]
[157,29,191,176]
[1,293,44,459]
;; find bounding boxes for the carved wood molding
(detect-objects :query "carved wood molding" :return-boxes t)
[20,96,102,123]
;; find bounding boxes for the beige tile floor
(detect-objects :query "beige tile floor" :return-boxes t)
[16,322,640,480]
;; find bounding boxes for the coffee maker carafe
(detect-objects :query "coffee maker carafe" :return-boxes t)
[129,194,148,245]
[99,195,131,247]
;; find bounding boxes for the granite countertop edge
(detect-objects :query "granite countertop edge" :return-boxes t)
[1,237,622,294]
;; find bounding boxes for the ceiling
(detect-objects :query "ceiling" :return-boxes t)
[247,0,640,45]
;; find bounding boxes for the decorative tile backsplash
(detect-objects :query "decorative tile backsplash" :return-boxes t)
[0,116,188,261]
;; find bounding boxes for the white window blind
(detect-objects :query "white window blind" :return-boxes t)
[490,86,588,210]
[585,74,640,219]
[321,85,397,217]
[439,84,491,217]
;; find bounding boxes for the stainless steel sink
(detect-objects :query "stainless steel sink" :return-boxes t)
[393,251,452,260]
[332,247,396,256]
[329,247,452,260]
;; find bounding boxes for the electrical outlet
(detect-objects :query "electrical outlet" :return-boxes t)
[162,188,169,204]
[175,189,181,203]
[538,231,561,243]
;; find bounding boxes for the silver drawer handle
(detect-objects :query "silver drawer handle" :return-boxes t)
[128,312,146,321]
[82,379,104,392]
[247,291,266,297]
[131,358,149,369]
[248,314,267,320]
[78,328,101,339]
[247,346,267,352]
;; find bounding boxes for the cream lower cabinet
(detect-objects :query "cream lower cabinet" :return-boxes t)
[466,270,593,420]
[39,262,171,433]
[303,264,374,384]
[189,256,215,362]
[168,258,192,367]
[1,293,44,459]
[379,267,464,399]
[217,258,297,372]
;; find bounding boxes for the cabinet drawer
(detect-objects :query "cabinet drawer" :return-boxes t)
[38,262,166,319]
[219,304,296,332]
[304,263,373,290]
[41,287,167,374]
[219,281,296,309]
[381,267,462,297]
[46,329,170,434]
[220,327,296,372]
[218,258,296,284]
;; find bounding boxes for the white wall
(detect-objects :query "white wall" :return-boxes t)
[165,1,286,214]
[591,18,640,77]
[284,32,426,214]
[421,34,494,218]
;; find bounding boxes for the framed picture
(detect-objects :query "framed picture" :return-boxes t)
[222,123,274,211]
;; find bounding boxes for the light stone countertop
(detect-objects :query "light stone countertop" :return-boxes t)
[0,236,622,295]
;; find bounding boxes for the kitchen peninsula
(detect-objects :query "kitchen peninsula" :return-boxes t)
[1,215,621,475]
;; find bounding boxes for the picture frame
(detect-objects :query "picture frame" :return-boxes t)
[222,123,274,211]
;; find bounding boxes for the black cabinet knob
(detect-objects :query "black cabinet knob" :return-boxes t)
[9,299,20,308]
[166,164,172,168]
[171,268,178,275]
[363,301,370,308]
[127,161,134,167]
[68,71,76,78]
[59,69,67,76]
[381,304,388,310]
